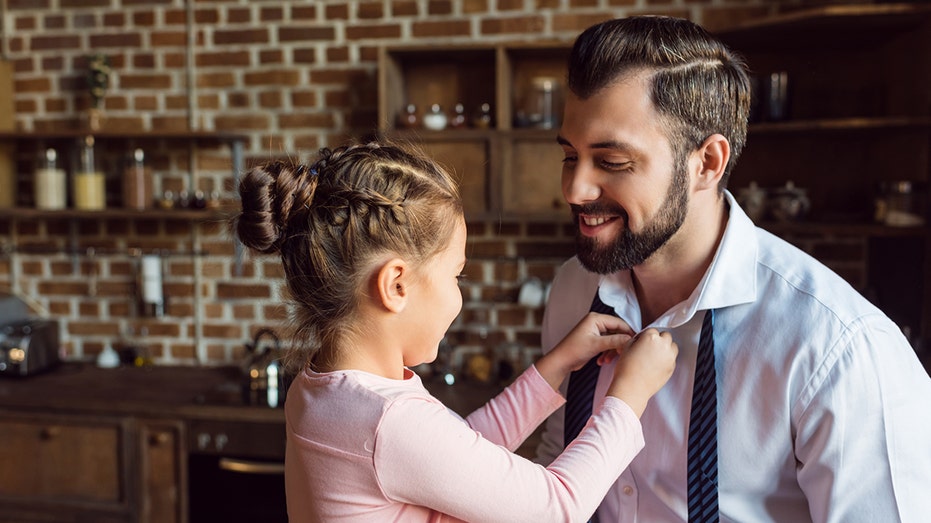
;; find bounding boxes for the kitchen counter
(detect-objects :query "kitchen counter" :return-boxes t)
[0,362,509,422]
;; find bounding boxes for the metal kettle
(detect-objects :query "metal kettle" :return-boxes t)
[242,328,286,408]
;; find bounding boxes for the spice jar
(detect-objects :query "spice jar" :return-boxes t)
[34,148,67,210]
[73,135,105,210]
[123,148,153,210]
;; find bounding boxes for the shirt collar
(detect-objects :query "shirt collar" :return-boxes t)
[599,190,758,330]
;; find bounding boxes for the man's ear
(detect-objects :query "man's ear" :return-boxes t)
[691,133,730,192]
[376,258,408,313]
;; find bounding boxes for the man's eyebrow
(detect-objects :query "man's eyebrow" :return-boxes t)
[556,135,636,153]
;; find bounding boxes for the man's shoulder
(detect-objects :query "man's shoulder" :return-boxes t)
[752,227,881,320]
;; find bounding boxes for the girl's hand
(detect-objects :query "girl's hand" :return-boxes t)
[535,312,635,391]
[606,328,678,417]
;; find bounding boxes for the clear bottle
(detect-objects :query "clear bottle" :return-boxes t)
[123,148,153,210]
[34,148,67,210]
[473,102,493,129]
[73,135,105,210]
[397,103,419,129]
[450,103,467,129]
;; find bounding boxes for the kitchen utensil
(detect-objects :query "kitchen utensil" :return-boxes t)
[242,328,285,408]
[769,181,809,222]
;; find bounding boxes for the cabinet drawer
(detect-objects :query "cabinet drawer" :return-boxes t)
[0,415,124,503]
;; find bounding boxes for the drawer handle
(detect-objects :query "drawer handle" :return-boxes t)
[218,457,285,475]
[149,432,171,446]
[40,426,61,440]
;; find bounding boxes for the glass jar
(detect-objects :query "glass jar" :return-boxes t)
[34,148,67,210]
[877,181,925,227]
[517,76,561,129]
[73,135,105,210]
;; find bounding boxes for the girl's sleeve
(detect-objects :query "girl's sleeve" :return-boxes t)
[373,387,644,523]
[461,364,565,451]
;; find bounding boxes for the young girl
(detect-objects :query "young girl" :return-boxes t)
[234,141,677,522]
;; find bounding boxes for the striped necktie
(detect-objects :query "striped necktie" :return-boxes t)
[563,291,614,446]
[688,309,719,522]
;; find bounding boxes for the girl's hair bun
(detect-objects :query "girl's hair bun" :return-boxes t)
[235,159,316,254]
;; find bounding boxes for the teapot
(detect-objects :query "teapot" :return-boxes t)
[242,328,286,408]
[769,181,810,222]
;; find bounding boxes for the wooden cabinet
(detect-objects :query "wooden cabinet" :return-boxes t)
[717,4,931,338]
[137,420,186,523]
[718,4,931,221]
[377,43,573,219]
[0,413,130,521]
[0,412,186,523]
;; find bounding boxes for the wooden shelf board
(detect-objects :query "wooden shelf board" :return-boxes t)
[750,116,931,134]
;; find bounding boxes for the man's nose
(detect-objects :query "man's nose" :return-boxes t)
[562,161,601,205]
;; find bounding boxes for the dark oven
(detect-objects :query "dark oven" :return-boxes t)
[187,418,288,522]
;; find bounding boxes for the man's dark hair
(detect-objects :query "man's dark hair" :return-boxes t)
[568,16,752,188]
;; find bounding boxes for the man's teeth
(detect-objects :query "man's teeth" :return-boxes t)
[583,216,608,226]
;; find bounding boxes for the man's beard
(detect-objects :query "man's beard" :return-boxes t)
[574,161,689,275]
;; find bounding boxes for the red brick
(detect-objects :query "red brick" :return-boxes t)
[259,91,283,109]
[121,74,173,90]
[90,33,142,48]
[68,321,120,337]
[15,15,36,30]
[345,23,401,40]
[310,68,371,85]
[326,4,349,20]
[481,16,544,35]
[291,47,317,64]
[278,112,336,129]
[462,0,488,13]
[103,12,125,27]
[227,7,251,24]
[213,29,269,46]
[43,14,65,29]
[195,8,220,24]
[498,0,525,10]
[30,35,81,51]
[293,6,317,20]
[214,114,271,131]
[204,322,255,338]
[552,12,615,33]
[15,77,51,93]
[243,69,301,87]
[428,0,453,15]
[413,20,471,38]
[291,91,318,108]
[358,1,384,19]
[326,46,351,63]
[197,72,235,88]
[392,1,418,16]
[261,6,284,22]
[196,51,251,68]
[278,25,336,42]
[260,49,284,64]
[151,31,187,47]
[133,11,155,26]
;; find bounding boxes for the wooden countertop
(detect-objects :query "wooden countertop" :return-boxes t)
[0,363,506,424]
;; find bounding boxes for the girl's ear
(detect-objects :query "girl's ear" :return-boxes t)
[376,258,408,313]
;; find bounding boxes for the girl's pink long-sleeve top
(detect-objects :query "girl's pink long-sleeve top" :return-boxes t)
[284,364,643,522]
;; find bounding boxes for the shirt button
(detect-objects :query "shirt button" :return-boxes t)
[623,485,634,496]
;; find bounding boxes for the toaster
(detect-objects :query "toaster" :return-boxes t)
[0,319,60,377]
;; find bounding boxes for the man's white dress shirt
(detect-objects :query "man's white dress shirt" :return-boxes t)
[536,192,931,522]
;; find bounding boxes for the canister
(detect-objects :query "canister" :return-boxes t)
[34,148,67,210]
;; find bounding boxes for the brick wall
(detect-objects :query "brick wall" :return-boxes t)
[1,0,852,372]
